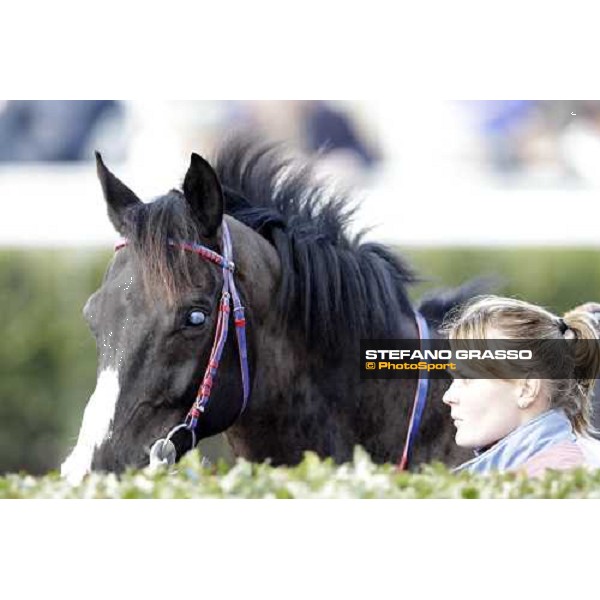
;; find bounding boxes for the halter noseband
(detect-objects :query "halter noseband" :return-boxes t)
[114,219,250,467]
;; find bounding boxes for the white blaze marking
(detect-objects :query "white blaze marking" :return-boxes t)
[60,368,120,485]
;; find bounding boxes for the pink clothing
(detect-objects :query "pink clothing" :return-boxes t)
[518,436,600,478]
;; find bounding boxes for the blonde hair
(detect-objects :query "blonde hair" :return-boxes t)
[442,295,600,434]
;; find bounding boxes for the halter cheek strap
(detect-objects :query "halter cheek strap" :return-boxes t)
[114,220,250,466]
[181,221,250,430]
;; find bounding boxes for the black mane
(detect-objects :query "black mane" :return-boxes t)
[214,138,418,355]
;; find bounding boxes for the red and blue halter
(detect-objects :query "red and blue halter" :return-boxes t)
[115,219,250,463]
[115,219,429,470]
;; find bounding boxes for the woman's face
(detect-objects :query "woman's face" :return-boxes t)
[442,376,523,449]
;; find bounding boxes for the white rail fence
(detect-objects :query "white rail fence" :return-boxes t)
[1,165,599,248]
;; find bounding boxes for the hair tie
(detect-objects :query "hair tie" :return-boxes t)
[558,318,568,334]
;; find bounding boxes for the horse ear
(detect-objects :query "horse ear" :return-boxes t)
[183,153,224,238]
[95,151,142,234]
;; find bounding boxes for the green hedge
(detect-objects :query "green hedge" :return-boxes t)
[0,249,107,475]
[2,447,600,499]
[405,246,600,311]
[1,247,600,475]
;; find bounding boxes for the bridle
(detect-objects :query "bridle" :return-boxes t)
[113,219,429,471]
[114,219,250,467]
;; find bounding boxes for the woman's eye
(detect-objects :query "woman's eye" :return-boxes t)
[186,310,206,326]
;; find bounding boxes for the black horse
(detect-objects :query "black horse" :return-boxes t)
[61,138,476,484]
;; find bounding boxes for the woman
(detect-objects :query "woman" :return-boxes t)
[442,296,600,477]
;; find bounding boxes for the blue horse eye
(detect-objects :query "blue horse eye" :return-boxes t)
[186,310,206,326]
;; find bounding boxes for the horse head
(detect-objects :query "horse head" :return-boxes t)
[61,152,278,484]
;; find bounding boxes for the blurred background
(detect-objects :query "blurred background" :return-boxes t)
[2,100,600,475]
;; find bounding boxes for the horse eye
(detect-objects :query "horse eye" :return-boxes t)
[186,310,206,326]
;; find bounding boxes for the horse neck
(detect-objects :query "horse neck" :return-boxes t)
[225,309,327,464]
[225,300,425,465]
[223,218,453,466]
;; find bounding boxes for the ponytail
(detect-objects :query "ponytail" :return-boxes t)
[561,304,600,433]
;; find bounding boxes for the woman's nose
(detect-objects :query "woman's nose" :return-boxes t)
[442,383,457,405]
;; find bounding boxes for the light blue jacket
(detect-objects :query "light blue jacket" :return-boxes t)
[454,409,577,475]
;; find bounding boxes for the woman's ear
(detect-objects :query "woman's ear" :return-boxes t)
[516,377,543,409]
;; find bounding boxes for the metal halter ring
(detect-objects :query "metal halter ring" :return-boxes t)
[164,422,197,454]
